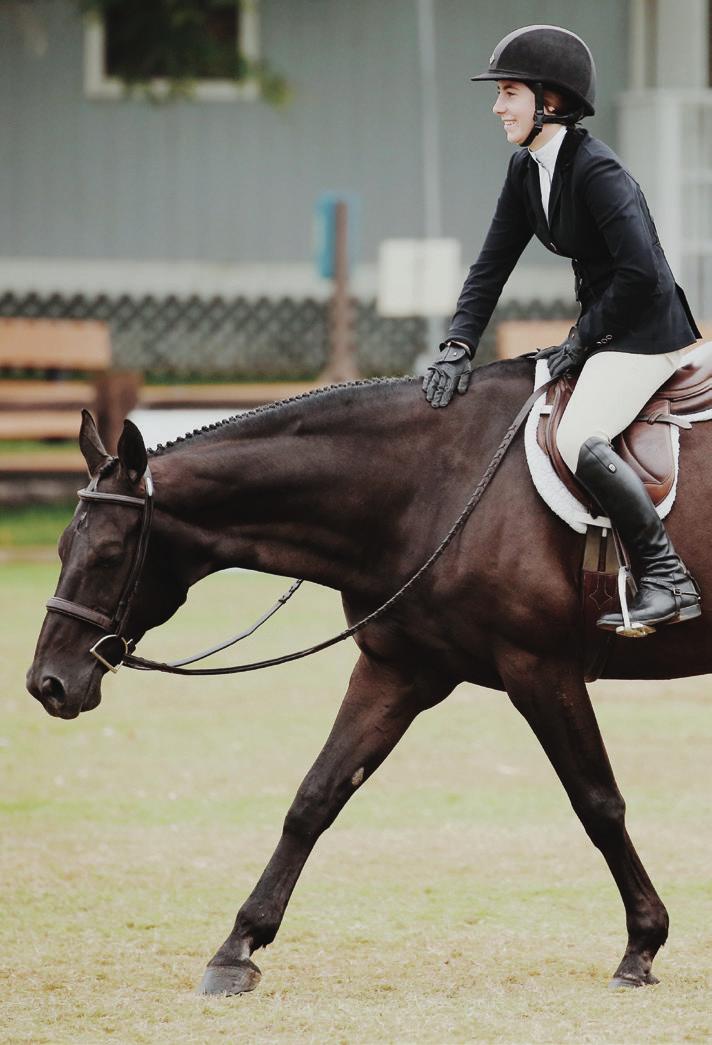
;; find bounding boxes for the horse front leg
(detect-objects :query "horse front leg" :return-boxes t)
[199,652,447,996]
[497,646,669,989]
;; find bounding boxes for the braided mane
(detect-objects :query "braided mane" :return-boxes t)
[146,376,415,457]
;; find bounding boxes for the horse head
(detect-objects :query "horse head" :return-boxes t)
[26,411,189,719]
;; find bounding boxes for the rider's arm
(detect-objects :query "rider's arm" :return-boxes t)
[445,152,534,356]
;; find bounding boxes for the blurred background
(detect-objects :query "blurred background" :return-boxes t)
[1,0,711,507]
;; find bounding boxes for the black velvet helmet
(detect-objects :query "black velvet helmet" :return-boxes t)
[472,24,596,118]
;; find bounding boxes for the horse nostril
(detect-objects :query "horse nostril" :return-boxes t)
[40,675,66,710]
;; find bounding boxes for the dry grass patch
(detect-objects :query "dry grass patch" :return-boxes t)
[2,564,711,1042]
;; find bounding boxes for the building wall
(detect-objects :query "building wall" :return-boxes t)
[1,0,628,283]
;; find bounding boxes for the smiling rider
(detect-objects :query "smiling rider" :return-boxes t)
[422,25,702,637]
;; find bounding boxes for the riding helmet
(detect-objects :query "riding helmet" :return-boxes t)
[471,24,596,117]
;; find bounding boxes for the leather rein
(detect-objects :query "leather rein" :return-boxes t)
[45,378,554,677]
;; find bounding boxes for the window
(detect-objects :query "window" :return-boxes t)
[84,0,260,102]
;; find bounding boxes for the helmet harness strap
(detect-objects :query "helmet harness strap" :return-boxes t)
[520,81,545,147]
[519,81,587,149]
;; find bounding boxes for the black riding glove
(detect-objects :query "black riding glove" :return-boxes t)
[535,326,588,380]
[422,342,473,409]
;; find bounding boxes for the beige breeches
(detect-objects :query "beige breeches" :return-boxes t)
[556,348,689,473]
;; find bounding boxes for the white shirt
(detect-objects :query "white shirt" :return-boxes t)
[529,126,567,224]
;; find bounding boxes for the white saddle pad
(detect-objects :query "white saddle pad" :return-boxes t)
[524,344,712,535]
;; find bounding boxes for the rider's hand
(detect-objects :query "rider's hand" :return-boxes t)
[534,326,587,380]
[422,342,473,408]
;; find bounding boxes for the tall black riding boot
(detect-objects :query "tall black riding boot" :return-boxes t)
[575,437,701,636]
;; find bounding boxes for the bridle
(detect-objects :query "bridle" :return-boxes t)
[46,467,156,673]
[44,377,555,678]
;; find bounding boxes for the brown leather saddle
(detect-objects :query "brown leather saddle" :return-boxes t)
[537,350,712,514]
[535,348,712,681]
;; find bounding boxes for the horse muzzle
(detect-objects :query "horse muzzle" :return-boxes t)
[26,664,102,719]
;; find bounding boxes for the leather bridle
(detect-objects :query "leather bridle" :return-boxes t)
[46,467,155,673]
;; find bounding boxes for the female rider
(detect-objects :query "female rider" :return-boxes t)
[422,24,702,637]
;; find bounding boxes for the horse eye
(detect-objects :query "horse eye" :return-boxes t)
[95,542,125,568]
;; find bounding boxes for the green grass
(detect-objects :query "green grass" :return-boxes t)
[0,502,74,548]
[2,563,712,1043]
[0,440,76,453]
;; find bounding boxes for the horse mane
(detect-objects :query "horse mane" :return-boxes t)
[144,356,533,457]
[146,375,417,457]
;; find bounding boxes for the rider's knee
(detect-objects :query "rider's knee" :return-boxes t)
[556,418,610,475]
[556,419,585,474]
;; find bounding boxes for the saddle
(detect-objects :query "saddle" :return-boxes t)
[537,349,712,513]
[534,346,712,682]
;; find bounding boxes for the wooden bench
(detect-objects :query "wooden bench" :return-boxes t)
[496,319,712,360]
[138,381,316,410]
[0,318,139,474]
[496,319,573,360]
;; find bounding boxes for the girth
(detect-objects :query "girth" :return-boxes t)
[537,349,712,510]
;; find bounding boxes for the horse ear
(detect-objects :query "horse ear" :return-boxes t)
[117,419,148,485]
[79,409,112,477]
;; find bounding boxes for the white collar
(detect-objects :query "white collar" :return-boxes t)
[528,125,567,175]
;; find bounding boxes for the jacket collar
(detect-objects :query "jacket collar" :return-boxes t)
[528,125,567,178]
[547,127,587,223]
[526,127,587,237]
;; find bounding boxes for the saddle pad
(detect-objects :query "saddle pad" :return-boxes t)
[525,341,712,534]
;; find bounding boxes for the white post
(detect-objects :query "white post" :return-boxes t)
[628,0,651,89]
[655,0,708,87]
[655,94,683,276]
[416,0,446,368]
[417,0,442,239]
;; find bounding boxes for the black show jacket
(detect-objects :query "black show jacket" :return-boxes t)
[446,128,700,356]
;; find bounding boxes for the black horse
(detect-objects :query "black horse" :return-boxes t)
[26,358,712,994]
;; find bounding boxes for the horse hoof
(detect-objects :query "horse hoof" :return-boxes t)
[197,959,262,996]
[609,976,641,990]
[608,971,659,990]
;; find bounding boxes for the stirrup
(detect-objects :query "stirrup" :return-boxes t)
[615,621,655,638]
[614,565,653,638]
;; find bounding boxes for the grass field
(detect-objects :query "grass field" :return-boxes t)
[2,559,712,1044]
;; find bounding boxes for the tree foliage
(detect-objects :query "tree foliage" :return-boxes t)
[77,0,289,104]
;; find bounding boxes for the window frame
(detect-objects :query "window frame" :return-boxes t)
[83,0,261,102]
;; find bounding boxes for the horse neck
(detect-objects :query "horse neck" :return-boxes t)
[149,382,430,594]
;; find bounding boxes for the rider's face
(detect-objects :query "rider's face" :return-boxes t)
[493,80,535,145]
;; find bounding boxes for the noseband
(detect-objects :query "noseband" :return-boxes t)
[46,467,155,672]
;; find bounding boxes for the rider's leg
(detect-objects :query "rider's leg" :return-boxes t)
[556,348,701,634]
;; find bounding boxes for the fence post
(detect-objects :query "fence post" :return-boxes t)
[320,200,359,383]
[95,370,141,453]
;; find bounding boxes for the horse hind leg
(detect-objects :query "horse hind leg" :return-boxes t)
[497,647,669,989]
[199,652,450,996]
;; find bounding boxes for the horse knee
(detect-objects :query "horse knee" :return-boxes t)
[283,794,319,842]
[283,778,344,842]
[578,788,626,847]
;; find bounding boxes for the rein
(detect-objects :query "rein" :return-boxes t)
[46,378,554,676]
